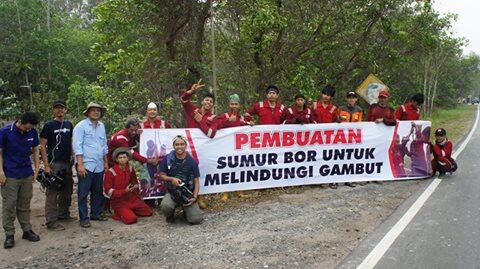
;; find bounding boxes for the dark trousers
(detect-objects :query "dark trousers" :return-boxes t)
[45,162,73,224]
[77,170,105,223]
[1,177,33,235]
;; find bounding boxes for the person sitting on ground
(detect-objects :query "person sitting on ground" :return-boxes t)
[430,128,457,177]
[103,147,152,225]
[395,93,424,121]
[159,136,203,225]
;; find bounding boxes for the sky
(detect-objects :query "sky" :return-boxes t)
[433,0,480,55]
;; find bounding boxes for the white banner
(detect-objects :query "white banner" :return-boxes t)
[140,121,432,197]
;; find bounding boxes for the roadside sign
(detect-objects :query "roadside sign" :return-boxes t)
[356,74,389,105]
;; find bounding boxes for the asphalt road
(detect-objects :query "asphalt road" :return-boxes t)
[340,107,480,269]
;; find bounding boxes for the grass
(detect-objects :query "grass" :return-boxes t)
[426,104,477,142]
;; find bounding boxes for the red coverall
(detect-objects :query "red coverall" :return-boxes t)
[430,139,455,174]
[217,112,251,129]
[104,164,152,224]
[141,118,171,129]
[245,101,285,125]
[395,102,420,120]
[180,91,218,138]
[312,101,338,123]
[282,107,314,124]
[366,104,397,126]
[107,129,147,167]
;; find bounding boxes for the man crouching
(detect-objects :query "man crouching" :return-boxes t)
[159,136,203,224]
[103,147,153,224]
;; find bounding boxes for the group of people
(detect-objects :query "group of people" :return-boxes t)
[0,80,457,249]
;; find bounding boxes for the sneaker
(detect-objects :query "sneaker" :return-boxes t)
[22,230,40,242]
[4,235,14,249]
[46,222,65,231]
[329,183,338,189]
[80,221,91,228]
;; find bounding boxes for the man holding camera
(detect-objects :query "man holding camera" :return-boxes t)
[159,135,203,225]
[39,100,75,231]
[0,112,41,249]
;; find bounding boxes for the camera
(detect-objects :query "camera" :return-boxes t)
[36,168,65,190]
[168,183,194,205]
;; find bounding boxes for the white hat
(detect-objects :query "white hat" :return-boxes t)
[147,102,157,109]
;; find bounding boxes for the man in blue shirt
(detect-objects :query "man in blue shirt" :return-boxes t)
[159,135,203,225]
[0,111,41,249]
[73,102,108,228]
[40,100,75,231]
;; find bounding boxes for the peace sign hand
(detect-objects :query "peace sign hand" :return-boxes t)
[189,78,205,94]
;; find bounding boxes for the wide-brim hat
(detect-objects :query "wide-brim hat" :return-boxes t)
[112,147,132,161]
[83,102,106,117]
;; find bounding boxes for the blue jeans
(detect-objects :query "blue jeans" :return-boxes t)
[77,170,105,223]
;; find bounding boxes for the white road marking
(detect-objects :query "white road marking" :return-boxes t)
[357,106,480,269]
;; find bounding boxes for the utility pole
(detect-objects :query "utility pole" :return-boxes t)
[210,2,218,98]
[46,0,52,82]
[14,0,33,109]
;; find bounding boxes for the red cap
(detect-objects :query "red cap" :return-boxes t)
[378,89,389,98]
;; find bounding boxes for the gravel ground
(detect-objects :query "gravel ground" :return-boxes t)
[0,179,423,269]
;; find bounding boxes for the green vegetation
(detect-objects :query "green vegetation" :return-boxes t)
[1,0,479,133]
[427,104,477,142]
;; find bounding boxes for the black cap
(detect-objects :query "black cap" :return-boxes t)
[346,91,358,98]
[265,85,280,94]
[435,128,446,136]
[52,100,66,108]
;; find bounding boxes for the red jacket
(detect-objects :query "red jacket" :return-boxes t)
[180,91,218,138]
[313,101,338,123]
[366,104,397,126]
[245,101,285,125]
[282,106,314,124]
[217,112,250,129]
[430,139,453,164]
[141,118,171,129]
[108,129,147,167]
[103,164,140,204]
[395,102,420,120]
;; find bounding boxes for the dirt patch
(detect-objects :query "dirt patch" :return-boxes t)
[1,179,422,269]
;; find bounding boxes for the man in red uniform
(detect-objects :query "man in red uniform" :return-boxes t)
[395,93,424,120]
[218,94,252,129]
[107,119,158,167]
[218,94,251,201]
[180,79,218,138]
[244,85,285,125]
[141,102,172,129]
[313,85,339,188]
[430,128,457,177]
[313,85,338,124]
[366,89,397,126]
[103,147,152,225]
[283,93,314,124]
